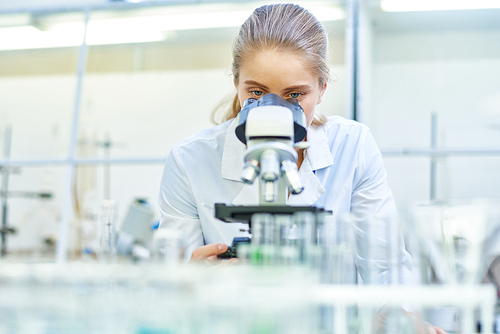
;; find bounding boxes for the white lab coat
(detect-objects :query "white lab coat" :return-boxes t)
[158,116,413,284]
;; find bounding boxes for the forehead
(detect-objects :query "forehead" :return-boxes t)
[239,49,318,85]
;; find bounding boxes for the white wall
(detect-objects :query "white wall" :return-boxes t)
[369,29,500,209]
[1,69,232,252]
[0,65,345,252]
[2,28,499,252]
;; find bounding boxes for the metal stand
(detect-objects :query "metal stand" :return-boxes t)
[0,127,53,257]
[1,127,13,257]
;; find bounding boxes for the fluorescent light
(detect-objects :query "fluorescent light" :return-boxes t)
[381,0,500,12]
[0,24,166,50]
[105,11,253,31]
[0,13,31,27]
[50,20,167,46]
[0,3,344,51]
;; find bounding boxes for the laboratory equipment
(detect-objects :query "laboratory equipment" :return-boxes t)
[216,93,330,260]
[151,228,184,265]
[98,199,117,262]
[403,200,500,332]
[0,262,496,334]
[235,93,307,204]
[0,126,53,257]
[217,236,251,259]
[115,198,155,260]
[410,199,500,285]
[350,213,408,285]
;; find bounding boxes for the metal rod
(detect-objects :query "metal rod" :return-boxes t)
[430,112,438,201]
[55,8,90,264]
[380,147,500,157]
[311,284,497,308]
[344,0,359,121]
[2,191,52,199]
[351,0,359,121]
[0,126,12,257]
[104,132,111,200]
[0,157,167,167]
[0,147,499,168]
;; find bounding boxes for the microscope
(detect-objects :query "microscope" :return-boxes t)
[216,94,327,258]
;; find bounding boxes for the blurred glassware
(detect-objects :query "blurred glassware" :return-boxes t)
[250,213,276,266]
[151,228,184,266]
[319,213,357,285]
[98,199,117,263]
[348,213,411,285]
[410,199,500,285]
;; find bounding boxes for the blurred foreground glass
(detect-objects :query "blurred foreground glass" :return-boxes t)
[151,228,184,265]
[409,199,500,285]
[318,213,357,284]
[349,214,411,285]
[98,199,117,263]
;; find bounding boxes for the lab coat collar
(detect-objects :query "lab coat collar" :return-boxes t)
[305,123,334,171]
[220,119,260,206]
[287,124,333,206]
[221,119,246,182]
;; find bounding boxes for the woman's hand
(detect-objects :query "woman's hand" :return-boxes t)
[375,307,449,334]
[188,243,239,267]
[426,324,448,334]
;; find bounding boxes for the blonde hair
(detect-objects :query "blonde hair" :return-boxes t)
[212,3,329,126]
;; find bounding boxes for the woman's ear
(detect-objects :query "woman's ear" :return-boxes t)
[317,82,327,105]
[233,73,239,89]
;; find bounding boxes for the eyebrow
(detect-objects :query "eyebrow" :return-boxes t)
[243,81,312,92]
[243,80,269,90]
[284,84,312,91]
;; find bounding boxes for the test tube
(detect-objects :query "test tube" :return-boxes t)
[292,211,321,268]
[250,213,275,265]
[322,214,357,284]
[274,215,299,266]
[236,243,250,265]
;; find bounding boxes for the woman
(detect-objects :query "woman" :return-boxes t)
[158,3,409,277]
[158,5,450,332]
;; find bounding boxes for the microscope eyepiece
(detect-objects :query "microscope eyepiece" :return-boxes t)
[235,93,307,145]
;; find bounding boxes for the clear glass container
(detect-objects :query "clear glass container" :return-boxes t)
[151,228,184,266]
[98,199,117,263]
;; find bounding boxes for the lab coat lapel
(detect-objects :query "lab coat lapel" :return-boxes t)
[232,182,260,206]
[287,158,325,206]
[220,119,260,206]
[306,123,334,171]
[287,124,333,206]
[221,119,246,182]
